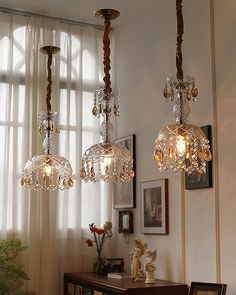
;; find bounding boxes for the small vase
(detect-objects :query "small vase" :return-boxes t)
[93,252,105,275]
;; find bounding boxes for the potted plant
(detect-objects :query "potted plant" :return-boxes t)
[0,234,35,295]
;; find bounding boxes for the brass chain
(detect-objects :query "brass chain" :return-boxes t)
[46,49,53,112]
[176,0,184,80]
[103,18,112,95]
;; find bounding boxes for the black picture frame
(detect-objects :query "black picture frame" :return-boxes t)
[118,210,133,233]
[185,125,213,190]
[113,134,136,209]
[141,179,169,235]
[189,281,227,295]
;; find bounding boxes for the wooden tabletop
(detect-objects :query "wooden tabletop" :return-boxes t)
[64,272,188,295]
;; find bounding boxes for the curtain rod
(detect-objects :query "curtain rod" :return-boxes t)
[0,6,103,30]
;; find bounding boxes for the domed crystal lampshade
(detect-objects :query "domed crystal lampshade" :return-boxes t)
[81,142,134,183]
[21,154,74,190]
[154,124,212,174]
[21,111,74,190]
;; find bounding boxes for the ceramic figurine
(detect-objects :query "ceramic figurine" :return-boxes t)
[145,249,157,284]
[129,238,147,281]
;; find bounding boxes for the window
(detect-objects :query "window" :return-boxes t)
[0,16,103,231]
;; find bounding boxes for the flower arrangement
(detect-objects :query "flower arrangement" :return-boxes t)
[86,221,112,274]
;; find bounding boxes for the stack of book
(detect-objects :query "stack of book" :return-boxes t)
[107,272,131,279]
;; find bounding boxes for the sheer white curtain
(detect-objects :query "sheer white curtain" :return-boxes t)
[0,11,110,295]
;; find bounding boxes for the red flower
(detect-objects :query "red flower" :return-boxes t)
[85,239,93,247]
[90,227,106,235]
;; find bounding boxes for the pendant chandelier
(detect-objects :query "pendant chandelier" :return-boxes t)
[154,0,212,174]
[21,46,74,190]
[80,9,134,183]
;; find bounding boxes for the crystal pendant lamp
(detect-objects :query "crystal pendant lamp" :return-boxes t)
[80,9,134,183]
[154,0,212,174]
[21,46,74,190]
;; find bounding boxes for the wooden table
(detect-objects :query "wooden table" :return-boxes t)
[64,272,188,295]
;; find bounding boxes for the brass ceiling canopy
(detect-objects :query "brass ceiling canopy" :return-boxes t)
[94,9,120,20]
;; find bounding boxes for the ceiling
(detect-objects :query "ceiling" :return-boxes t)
[0,0,159,27]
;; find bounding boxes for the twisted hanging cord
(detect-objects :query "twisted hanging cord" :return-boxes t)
[46,49,53,112]
[176,0,184,80]
[103,18,112,95]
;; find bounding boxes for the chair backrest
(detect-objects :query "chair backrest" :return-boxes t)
[188,281,227,295]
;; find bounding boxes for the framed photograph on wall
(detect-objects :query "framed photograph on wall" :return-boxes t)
[113,134,136,209]
[141,179,168,234]
[185,125,213,190]
[188,282,227,295]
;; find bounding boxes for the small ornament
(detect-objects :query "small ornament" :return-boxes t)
[68,178,74,187]
[191,86,198,98]
[129,238,148,281]
[80,168,85,179]
[163,85,171,99]
[145,249,157,284]
[92,106,98,116]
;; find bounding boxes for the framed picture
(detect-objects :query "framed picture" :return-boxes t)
[118,210,133,233]
[189,282,227,295]
[141,179,168,234]
[113,134,136,209]
[185,125,213,190]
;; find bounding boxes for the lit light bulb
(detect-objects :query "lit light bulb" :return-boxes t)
[176,135,186,157]
[44,163,52,177]
[104,155,112,167]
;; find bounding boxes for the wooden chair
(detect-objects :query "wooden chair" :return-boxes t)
[188,282,227,295]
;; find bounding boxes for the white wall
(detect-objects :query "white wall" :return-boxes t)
[214,0,236,292]
[111,0,236,294]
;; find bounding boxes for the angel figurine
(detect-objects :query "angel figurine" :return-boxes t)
[145,249,157,283]
[129,238,147,281]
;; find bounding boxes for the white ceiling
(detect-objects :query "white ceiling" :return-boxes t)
[0,0,159,26]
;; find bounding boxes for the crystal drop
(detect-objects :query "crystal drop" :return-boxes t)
[68,178,74,187]
[186,151,191,159]
[163,86,170,98]
[186,92,191,101]
[38,124,43,134]
[105,165,109,176]
[92,106,98,116]
[199,150,205,161]
[168,148,174,160]
[91,166,95,179]
[154,149,163,162]
[114,106,119,116]
[191,87,198,98]
[129,170,135,178]
[204,149,212,161]
[27,178,32,186]
[80,168,85,179]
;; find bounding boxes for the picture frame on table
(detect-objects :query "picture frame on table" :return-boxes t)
[141,179,168,235]
[113,134,136,209]
[185,125,213,190]
[188,281,227,295]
